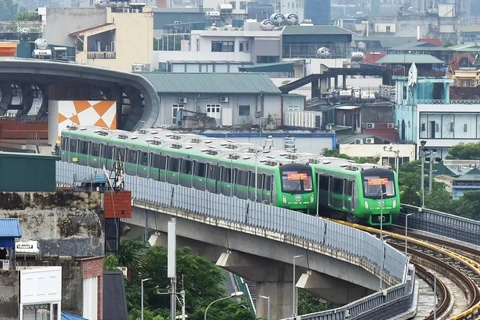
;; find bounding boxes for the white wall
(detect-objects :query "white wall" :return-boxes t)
[339,144,416,165]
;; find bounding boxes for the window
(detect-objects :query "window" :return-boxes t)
[115,147,126,162]
[128,149,138,164]
[61,137,67,151]
[168,157,180,172]
[386,26,391,33]
[250,172,261,188]
[140,152,149,166]
[172,104,184,125]
[229,1,236,9]
[194,161,206,177]
[90,143,100,157]
[104,145,113,160]
[363,176,395,198]
[23,304,50,320]
[70,139,78,152]
[236,170,249,186]
[207,104,221,119]
[222,167,232,183]
[208,165,218,179]
[264,175,272,191]
[281,171,313,192]
[181,159,193,174]
[79,141,88,155]
[332,178,343,194]
[319,175,329,190]
[239,41,249,52]
[240,1,247,9]
[239,105,250,116]
[211,41,234,52]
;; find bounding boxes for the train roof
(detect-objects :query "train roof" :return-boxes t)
[62,125,392,172]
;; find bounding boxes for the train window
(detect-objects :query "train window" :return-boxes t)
[222,167,232,183]
[90,143,100,157]
[115,148,126,161]
[181,159,193,174]
[281,171,312,192]
[333,178,343,194]
[194,161,206,177]
[346,180,353,196]
[264,175,272,191]
[363,177,395,197]
[127,149,138,164]
[237,170,248,186]
[140,152,149,166]
[208,165,218,179]
[152,155,159,167]
[168,157,180,172]
[249,172,261,187]
[319,175,329,190]
[104,145,113,160]
[159,155,167,169]
[69,139,77,153]
[61,137,67,151]
[79,141,88,155]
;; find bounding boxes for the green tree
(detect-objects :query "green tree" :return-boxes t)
[451,190,480,219]
[445,141,480,160]
[0,0,19,21]
[128,309,165,320]
[17,12,39,21]
[321,148,379,164]
[298,290,332,315]
[104,253,120,271]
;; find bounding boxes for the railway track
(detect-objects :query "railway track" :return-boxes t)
[331,220,480,319]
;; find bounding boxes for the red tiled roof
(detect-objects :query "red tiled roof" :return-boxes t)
[361,52,387,65]
[419,38,443,46]
[68,23,114,37]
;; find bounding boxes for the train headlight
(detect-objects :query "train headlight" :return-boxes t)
[282,195,287,203]
[310,194,314,203]
[392,200,397,208]
[364,200,369,209]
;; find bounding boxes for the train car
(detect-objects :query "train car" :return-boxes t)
[60,126,317,213]
[309,158,400,227]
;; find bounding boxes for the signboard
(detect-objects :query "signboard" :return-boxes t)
[367,178,389,186]
[287,172,308,180]
[16,241,39,255]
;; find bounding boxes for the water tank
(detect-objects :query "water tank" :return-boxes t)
[316,47,331,58]
[285,13,299,25]
[351,51,365,62]
[34,38,48,50]
[357,41,367,51]
[260,19,275,31]
[269,13,285,26]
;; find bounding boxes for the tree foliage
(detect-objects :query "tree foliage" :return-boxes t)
[17,12,39,21]
[446,142,480,160]
[321,148,380,164]
[111,239,256,320]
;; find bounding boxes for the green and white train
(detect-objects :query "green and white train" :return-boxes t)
[310,158,400,226]
[60,126,317,213]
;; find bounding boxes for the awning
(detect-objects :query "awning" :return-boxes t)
[62,312,88,320]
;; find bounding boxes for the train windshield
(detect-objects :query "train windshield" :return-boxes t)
[281,171,313,193]
[363,176,395,198]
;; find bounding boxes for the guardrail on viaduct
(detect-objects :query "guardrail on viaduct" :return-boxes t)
[57,161,414,320]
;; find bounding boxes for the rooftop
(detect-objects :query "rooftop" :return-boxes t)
[376,54,444,65]
[139,72,282,94]
[281,25,353,35]
[0,218,21,238]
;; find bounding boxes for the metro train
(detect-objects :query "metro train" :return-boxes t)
[59,126,400,226]
[310,159,400,227]
[60,126,317,213]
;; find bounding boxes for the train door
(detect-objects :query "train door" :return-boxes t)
[344,179,353,210]
[192,160,207,190]
[166,156,180,185]
[126,149,139,175]
[220,166,233,196]
[89,142,101,168]
[248,171,257,201]
[102,144,114,170]
[138,151,149,178]
[265,174,273,204]
[328,176,333,206]
[179,158,193,187]
[207,164,218,193]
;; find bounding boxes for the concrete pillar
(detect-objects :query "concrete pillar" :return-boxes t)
[334,76,338,89]
[256,281,293,320]
[342,75,347,89]
[311,79,319,98]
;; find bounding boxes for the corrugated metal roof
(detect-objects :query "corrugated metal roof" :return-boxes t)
[282,25,353,35]
[139,72,281,94]
[0,218,21,238]
[62,312,88,320]
[376,54,444,64]
[238,62,294,73]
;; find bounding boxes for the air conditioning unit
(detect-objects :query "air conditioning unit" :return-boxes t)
[365,138,375,144]
[366,123,375,129]
[174,21,182,25]
[219,96,228,103]
[178,97,187,104]
[387,123,395,129]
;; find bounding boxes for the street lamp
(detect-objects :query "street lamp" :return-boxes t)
[419,140,427,208]
[383,145,400,175]
[292,255,303,318]
[259,295,271,320]
[204,291,243,320]
[141,278,152,320]
[404,213,414,255]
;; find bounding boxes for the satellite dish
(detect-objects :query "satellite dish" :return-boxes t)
[357,41,367,50]
[34,38,49,50]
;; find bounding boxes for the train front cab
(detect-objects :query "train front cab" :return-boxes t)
[360,168,399,227]
[276,163,316,213]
